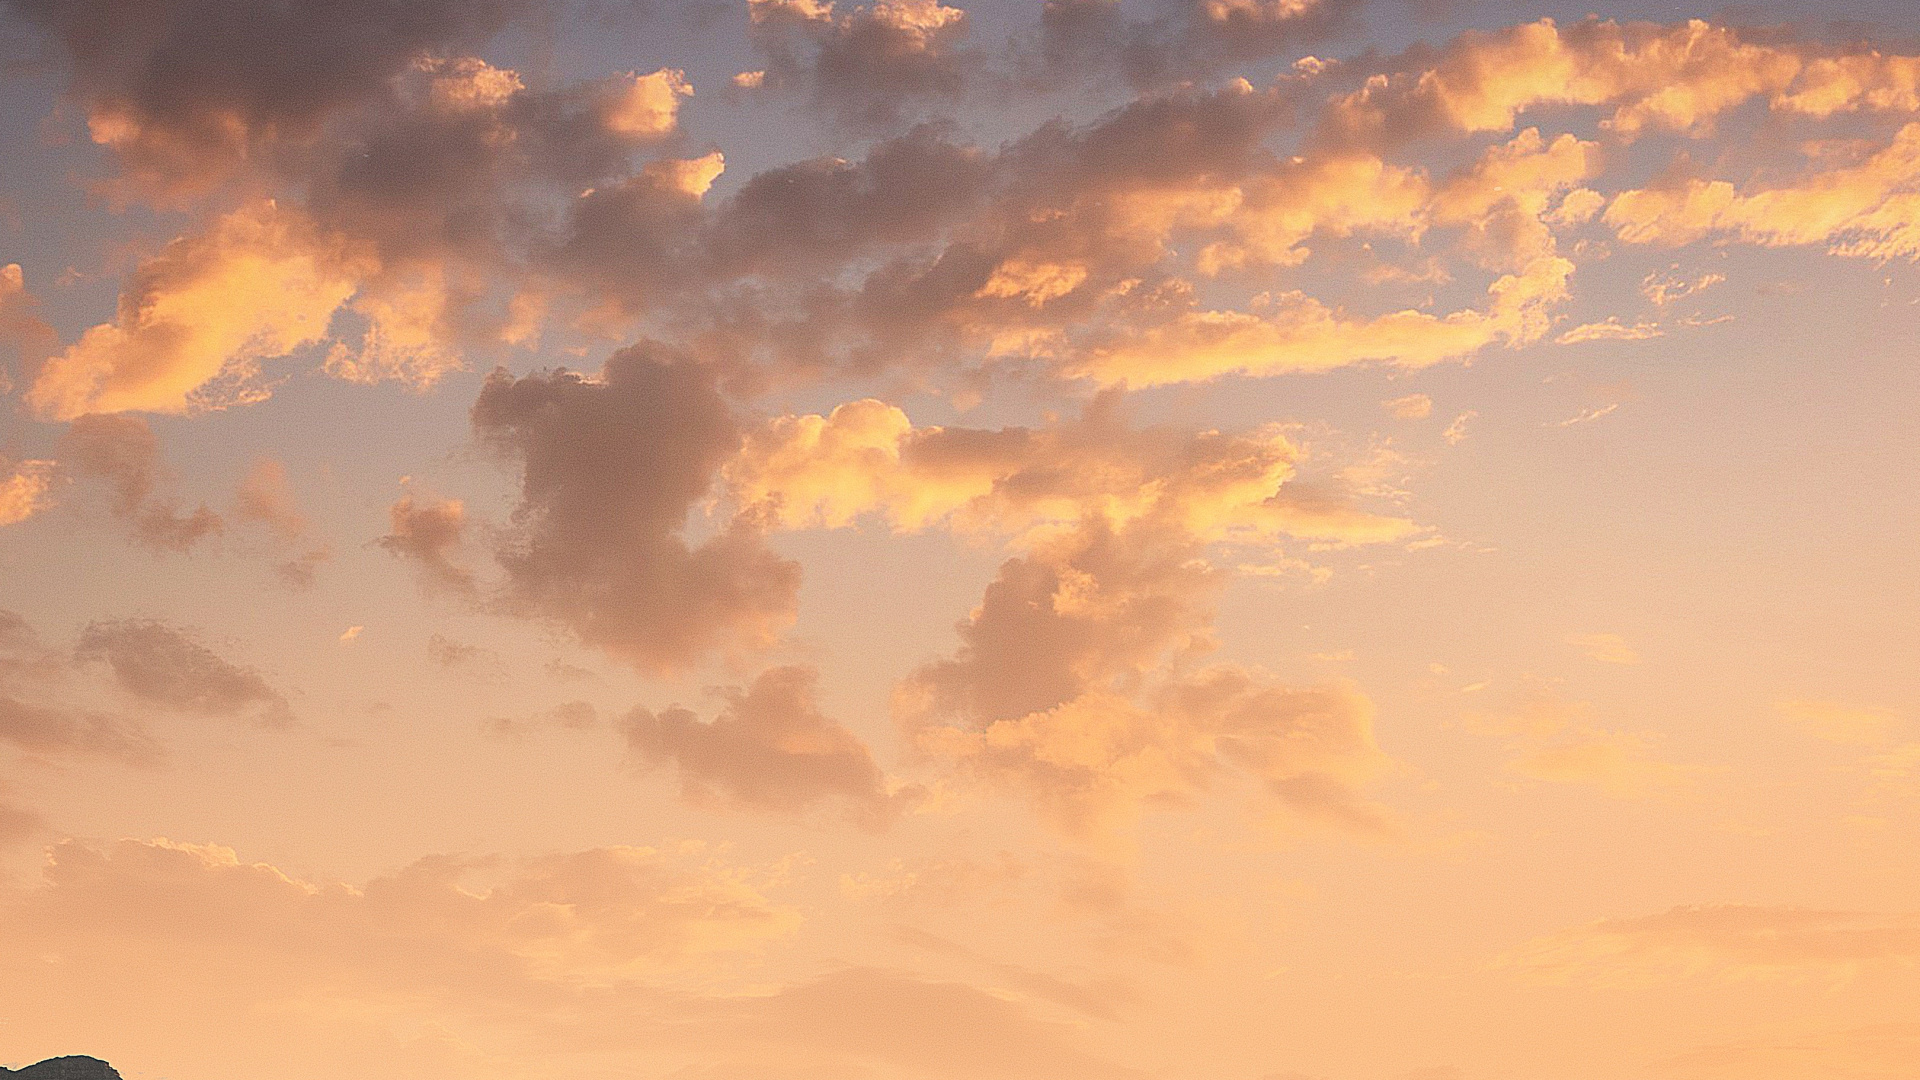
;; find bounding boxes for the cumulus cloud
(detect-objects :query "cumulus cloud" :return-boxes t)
[454,347,800,672]
[1,262,57,384]
[625,665,912,825]
[379,491,477,595]
[7,0,530,198]
[55,414,222,550]
[723,398,1404,838]
[0,457,57,527]
[73,619,290,725]
[1607,122,1920,260]
[28,202,361,419]
[728,396,1417,546]
[898,518,1390,839]
[1036,0,1357,92]
[1320,18,1918,146]
[14,8,1920,409]
[748,0,972,127]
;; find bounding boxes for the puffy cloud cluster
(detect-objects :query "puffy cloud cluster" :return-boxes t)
[29,202,360,419]
[0,456,56,527]
[7,0,529,199]
[896,519,1390,839]
[748,0,971,127]
[383,347,800,673]
[725,398,1406,837]
[1037,0,1357,92]
[1607,122,1920,259]
[1322,18,1920,145]
[728,396,1416,545]
[20,6,1920,416]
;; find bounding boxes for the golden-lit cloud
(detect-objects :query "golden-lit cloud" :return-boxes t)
[0,458,56,527]
[729,397,1417,547]
[897,519,1391,840]
[28,202,360,419]
[1607,123,1920,258]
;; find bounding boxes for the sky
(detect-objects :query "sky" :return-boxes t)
[1,0,1918,1077]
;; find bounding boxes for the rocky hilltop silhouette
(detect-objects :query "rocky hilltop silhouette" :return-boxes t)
[0,1059,122,1080]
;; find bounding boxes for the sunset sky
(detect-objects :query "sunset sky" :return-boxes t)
[1,0,1918,1077]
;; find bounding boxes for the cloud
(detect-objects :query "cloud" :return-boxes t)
[897,518,1390,840]
[28,202,362,420]
[1036,0,1357,92]
[2,836,798,991]
[7,0,530,199]
[0,836,1147,1080]
[0,457,57,527]
[1500,905,1920,987]
[625,665,912,825]
[748,0,972,127]
[378,492,477,595]
[233,458,307,539]
[74,619,291,725]
[0,694,161,764]
[1382,393,1432,419]
[728,396,1417,546]
[55,414,222,550]
[1607,123,1920,259]
[468,347,801,672]
[1556,318,1661,345]
[1320,17,1897,146]
[1,262,58,383]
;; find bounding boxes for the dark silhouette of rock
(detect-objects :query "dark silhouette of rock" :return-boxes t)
[0,1058,123,1080]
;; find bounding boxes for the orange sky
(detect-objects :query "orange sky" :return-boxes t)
[1,1,1918,1078]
